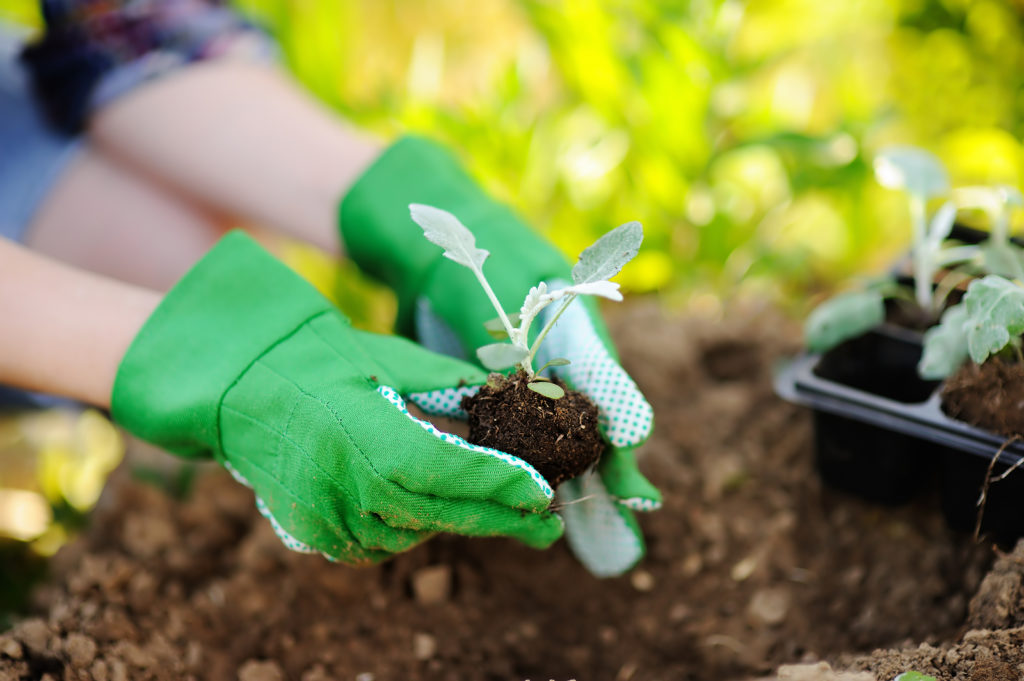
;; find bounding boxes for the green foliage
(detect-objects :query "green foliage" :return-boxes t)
[893,672,938,681]
[962,275,1024,364]
[874,146,949,199]
[527,381,565,399]
[230,0,1024,303]
[919,304,970,379]
[410,205,639,380]
[804,290,885,353]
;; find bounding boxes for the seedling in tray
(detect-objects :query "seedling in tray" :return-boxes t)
[409,204,643,487]
[805,146,978,353]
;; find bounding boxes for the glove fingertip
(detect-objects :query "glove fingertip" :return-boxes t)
[518,512,565,550]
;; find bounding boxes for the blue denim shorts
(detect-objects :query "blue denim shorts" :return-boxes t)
[0,24,81,245]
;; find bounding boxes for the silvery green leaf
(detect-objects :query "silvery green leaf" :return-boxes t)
[804,290,886,353]
[537,358,571,374]
[409,204,489,270]
[558,280,623,301]
[527,381,565,399]
[873,146,949,199]
[981,242,1024,280]
[476,342,530,370]
[963,275,1024,363]
[572,221,643,285]
[954,185,1023,211]
[919,304,970,379]
[483,312,521,340]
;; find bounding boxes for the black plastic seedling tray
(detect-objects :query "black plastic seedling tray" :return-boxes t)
[775,324,1024,541]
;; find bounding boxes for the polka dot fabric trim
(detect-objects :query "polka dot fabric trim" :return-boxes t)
[377,385,554,500]
[221,460,333,559]
[408,385,479,419]
[558,472,643,578]
[535,280,653,449]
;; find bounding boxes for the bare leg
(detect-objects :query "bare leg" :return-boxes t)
[24,145,231,292]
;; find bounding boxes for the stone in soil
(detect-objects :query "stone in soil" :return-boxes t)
[942,359,1024,436]
[461,371,604,487]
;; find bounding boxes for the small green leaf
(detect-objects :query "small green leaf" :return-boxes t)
[537,358,571,374]
[804,290,886,353]
[572,221,643,285]
[893,672,938,681]
[483,313,521,340]
[528,381,565,399]
[963,275,1024,363]
[874,146,949,199]
[409,204,489,270]
[919,304,969,379]
[476,343,530,371]
[981,242,1024,280]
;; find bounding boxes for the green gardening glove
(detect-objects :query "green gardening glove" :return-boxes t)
[112,232,562,564]
[339,136,659,576]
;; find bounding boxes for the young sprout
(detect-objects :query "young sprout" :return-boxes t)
[953,184,1024,280]
[874,146,952,312]
[409,204,642,399]
[919,274,1024,378]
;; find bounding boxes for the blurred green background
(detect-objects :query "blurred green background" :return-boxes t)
[6,0,1024,308]
[3,0,1024,614]
[233,0,1024,311]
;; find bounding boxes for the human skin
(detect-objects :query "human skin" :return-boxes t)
[0,237,159,407]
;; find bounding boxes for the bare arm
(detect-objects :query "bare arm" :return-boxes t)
[88,59,383,255]
[0,238,160,407]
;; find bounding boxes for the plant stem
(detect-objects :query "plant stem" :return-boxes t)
[910,195,933,313]
[527,294,576,371]
[471,268,516,340]
[995,211,1009,246]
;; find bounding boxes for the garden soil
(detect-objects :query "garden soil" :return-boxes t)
[3,301,1024,681]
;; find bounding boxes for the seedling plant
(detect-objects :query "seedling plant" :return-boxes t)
[409,204,643,486]
[409,203,642,398]
[805,146,1024,357]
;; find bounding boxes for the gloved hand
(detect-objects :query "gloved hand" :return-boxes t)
[339,136,659,576]
[112,232,562,564]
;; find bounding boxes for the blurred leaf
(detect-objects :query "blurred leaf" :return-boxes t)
[804,290,885,353]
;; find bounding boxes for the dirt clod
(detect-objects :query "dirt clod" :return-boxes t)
[412,633,437,660]
[238,659,285,681]
[942,359,1024,436]
[410,565,451,606]
[461,371,603,487]
[64,633,97,668]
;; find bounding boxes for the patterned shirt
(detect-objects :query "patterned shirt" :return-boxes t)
[21,0,274,133]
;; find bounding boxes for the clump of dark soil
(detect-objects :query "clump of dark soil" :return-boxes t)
[461,370,603,487]
[838,539,1024,681]
[942,359,1024,436]
[0,301,1015,681]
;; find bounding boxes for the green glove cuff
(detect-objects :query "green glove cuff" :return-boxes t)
[111,231,335,458]
[339,136,571,345]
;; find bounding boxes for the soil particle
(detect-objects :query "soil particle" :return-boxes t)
[238,660,285,681]
[410,565,451,606]
[776,662,874,680]
[461,371,603,487]
[412,633,437,660]
[942,359,1024,436]
[63,633,97,668]
[0,637,22,660]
